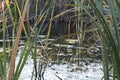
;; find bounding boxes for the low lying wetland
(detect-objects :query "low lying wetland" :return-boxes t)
[0,35,104,80]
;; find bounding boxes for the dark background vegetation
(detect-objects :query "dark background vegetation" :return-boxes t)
[0,0,80,38]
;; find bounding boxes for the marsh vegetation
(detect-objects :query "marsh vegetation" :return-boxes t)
[0,0,120,80]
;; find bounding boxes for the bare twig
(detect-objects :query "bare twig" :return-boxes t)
[55,74,62,80]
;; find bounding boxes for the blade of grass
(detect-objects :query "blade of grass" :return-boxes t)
[90,0,120,79]
[107,0,120,48]
[45,1,55,47]
[8,0,29,80]
[115,0,120,9]
[2,1,7,79]
[5,0,16,47]
[14,40,32,80]
[73,0,120,79]
[14,1,49,79]
[14,41,28,76]
[14,0,28,38]
[0,57,5,80]
[101,33,109,80]
[31,31,38,79]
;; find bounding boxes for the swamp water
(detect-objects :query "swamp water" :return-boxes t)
[16,47,104,80]
[0,38,104,80]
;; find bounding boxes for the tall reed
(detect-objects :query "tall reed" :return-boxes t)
[73,0,120,79]
[90,0,120,79]
[0,0,49,80]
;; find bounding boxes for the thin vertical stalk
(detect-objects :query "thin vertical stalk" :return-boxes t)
[101,35,109,80]
[45,0,55,47]
[14,0,28,38]
[90,0,120,79]
[8,0,29,80]
[2,1,6,79]
[36,0,38,18]
[5,0,16,47]
[108,0,120,48]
